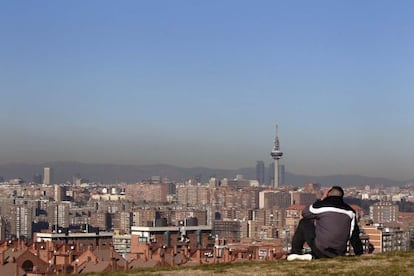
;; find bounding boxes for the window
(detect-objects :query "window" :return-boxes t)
[138,237,148,242]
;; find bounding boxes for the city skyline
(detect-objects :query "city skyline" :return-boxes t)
[2,1,414,180]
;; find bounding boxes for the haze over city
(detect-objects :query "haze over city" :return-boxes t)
[1,1,414,180]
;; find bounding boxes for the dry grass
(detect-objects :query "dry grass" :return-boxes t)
[87,251,414,276]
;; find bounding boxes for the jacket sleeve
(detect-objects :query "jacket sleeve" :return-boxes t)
[350,221,363,255]
[301,203,318,219]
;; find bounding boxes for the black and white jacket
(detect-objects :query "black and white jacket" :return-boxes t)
[302,196,363,257]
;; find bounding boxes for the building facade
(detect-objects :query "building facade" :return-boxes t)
[370,201,399,224]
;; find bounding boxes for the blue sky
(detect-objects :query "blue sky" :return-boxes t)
[1,1,414,180]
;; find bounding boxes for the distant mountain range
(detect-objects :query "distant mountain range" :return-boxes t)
[0,161,408,188]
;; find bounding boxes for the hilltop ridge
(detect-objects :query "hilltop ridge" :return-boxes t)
[89,251,414,275]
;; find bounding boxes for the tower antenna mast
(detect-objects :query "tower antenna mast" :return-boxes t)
[270,124,283,188]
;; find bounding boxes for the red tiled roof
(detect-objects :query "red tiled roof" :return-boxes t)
[128,258,159,269]
[3,248,25,260]
[399,212,414,218]
[0,262,25,276]
[78,261,111,274]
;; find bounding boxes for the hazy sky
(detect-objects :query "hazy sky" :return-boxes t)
[1,1,414,180]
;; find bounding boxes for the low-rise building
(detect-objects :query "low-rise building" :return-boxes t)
[34,230,113,251]
[130,225,213,254]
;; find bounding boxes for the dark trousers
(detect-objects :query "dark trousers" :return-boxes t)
[291,218,325,258]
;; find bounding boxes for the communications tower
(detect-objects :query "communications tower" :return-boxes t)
[270,124,283,188]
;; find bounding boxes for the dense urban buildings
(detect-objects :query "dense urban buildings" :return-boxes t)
[0,143,413,274]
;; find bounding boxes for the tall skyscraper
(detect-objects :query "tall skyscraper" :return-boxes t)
[43,167,53,185]
[54,184,66,202]
[270,124,283,188]
[256,161,265,185]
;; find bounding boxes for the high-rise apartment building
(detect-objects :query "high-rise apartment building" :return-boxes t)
[213,220,241,241]
[125,183,169,203]
[54,184,66,202]
[90,211,111,230]
[285,204,305,236]
[370,201,399,224]
[132,209,157,227]
[112,211,132,234]
[176,184,210,207]
[259,191,291,209]
[12,205,33,239]
[244,209,280,239]
[48,202,70,230]
[211,187,260,210]
[291,191,317,206]
[173,210,208,226]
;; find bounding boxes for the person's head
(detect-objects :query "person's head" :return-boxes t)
[327,186,344,197]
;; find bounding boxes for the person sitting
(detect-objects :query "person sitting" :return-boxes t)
[287,186,363,261]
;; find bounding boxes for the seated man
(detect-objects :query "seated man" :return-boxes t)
[287,186,363,261]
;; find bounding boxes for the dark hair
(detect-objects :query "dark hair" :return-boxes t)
[328,186,344,197]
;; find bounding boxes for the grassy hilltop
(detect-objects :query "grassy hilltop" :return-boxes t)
[86,251,414,276]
